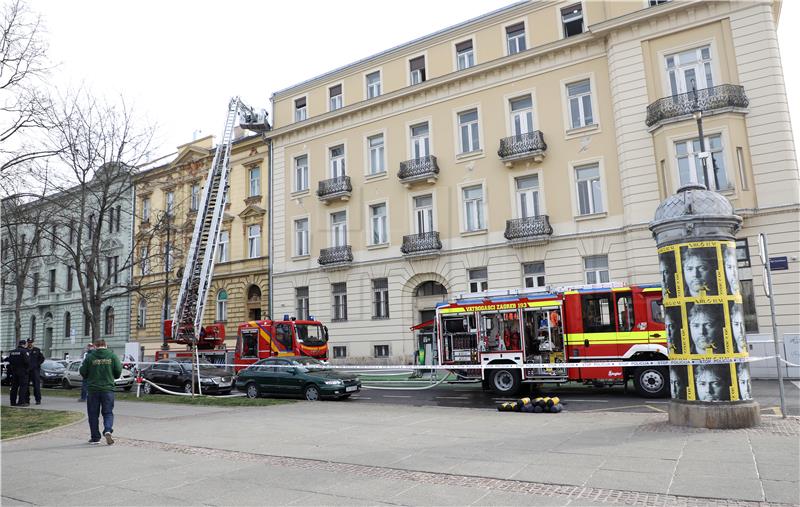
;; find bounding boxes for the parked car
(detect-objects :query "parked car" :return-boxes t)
[140,359,233,395]
[1,360,9,386]
[236,356,361,401]
[61,360,134,391]
[40,360,68,387]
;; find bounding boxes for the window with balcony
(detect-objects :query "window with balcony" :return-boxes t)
[523,262,546,288]
[567,79,594,129]
[414,194,434,234]
[248,224,261,259]
[329,84,342,111]
[249,167,261,197]
[372,278,389,319]
[462,185,485,231]
[411,123,430,159]
[675,134,730,191]
[468,267,488,292]
[506,22,526,55]
[366,71,381,99]
[294,155,309,192]
[330,145,345,178]
[516,175,540,218]
[368,134,385,175]
[294,97,307,122]
[370,203,388,245]
[331,211,347,247]
[456,40,474,70]
[190,184,200,211]
[666,46,713,96]
[575,164,603,215]
[216,289,228,322]
[458,109,480,154]
[295,218,309,256]
[332,282,347,321]
[510,95,534,136]
[561,4,584,38]
[584,255,609,284]
[217,230,229,262]
[409,56,426,85]
[295,287,309,320]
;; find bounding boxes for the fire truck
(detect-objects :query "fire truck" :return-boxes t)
[233,316,329,372]
[435,283,668,398]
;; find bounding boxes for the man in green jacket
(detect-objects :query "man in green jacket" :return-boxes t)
[79,339,122,445]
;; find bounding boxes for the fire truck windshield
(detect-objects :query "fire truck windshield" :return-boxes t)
[295,323,326,346]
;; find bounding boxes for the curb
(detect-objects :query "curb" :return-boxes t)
[1,408,87,442]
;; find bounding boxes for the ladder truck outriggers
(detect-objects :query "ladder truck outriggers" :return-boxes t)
[435,283,669,398]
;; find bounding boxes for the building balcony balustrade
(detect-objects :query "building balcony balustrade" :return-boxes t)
[317,176,352,204]
[318,245,353,269]
[497,131,547,167]
[398,155,439,187]
[400,231,442,257]
[504,215,553,246]
[645,84,749,129]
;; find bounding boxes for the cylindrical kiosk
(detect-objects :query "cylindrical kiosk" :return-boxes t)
[650,184,760,429]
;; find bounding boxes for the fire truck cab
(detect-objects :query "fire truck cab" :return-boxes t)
[435,283,667,398]
[234,316,329,372]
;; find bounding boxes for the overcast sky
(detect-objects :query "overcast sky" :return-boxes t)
[28,0,799,158]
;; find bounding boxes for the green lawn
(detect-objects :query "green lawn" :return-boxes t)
[1,406,83,439]
[0,387,293,407]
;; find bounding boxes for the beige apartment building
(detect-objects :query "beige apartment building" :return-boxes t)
[265,0,799,363]
[131,133,269,355]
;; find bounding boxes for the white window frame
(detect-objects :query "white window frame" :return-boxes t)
[294,96,307,122]
[566,79,595,129]
[372,278,389,319]
[332,283,347,321]
[523,262,546,288]
[407,52,427,86]
[507,93,535,137]
[504,21,527,55]
[332,345,347,359]
[367,134,385,175]
[142,197,151,222]
[330,210,347,247]
[140,246,150,275]
[365,70,382,99]
[461,183,486,232]
[328,83,343,111]
[468,267,488,292]
[373,344,390,358]
[457,108,481,154]
[412,193,435,234]
[218,230,229,262]
[515,174,541,218]
[190,184,200,211]
[584,255,609,285]
[248,166,261,197]
[560,3,585,38]
[216,290,228,322]
[409,121,431,160]
[137,299,147,329]
[674,133,731,191]
[665,45,714,96]
[329,145,346,179]
[455,39,475,71]
[165,191,174,216]
[295,287,309,320]
[247,224,261,259]
[294,217,309,257]
[369,202,388,245]
[294,154,309,192]
[574,163,604,216]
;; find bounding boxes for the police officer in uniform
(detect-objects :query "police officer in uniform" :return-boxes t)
[27,339,45,405]
[8,340,31,406]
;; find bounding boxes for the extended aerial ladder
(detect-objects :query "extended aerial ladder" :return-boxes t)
[167,98,269,347]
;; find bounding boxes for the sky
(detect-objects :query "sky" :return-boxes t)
[27,0,800,159]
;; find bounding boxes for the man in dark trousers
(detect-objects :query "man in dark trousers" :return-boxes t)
[8,340,31,407]
[79,343,94,402]
[27,339,45,405]
[79,339,121,445]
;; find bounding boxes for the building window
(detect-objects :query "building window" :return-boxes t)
[567,79,594,129]
[409,55,426,85]
[368,134,385,175]
[735,238,751,268]
[414,194,434,234]
[108,210,114,233]
[366,71,381,99]
[30,316,36,340]
[49,269,56,293]
[458,109,480,154]
[416,281,448,297]
[165,191,174,216]
[248,224,261,259]
[104,307,114,335]
[666,46,713,96]
[523,262,546,288]
[83,312,90,336]
[330,145,345,178]
[66,265,73,291]
[462,185,485,231]
[468,267,488,292]
[675,134,729,191]
[294,97,307,122]
[510,95,534,136]
[372,278,389,319]
[331,211,347,247]
[190,184,200,211]
[294,155,309,191]
[649,0,670,5]
[217,230,229,262]
[295,287,309,320]
[506,22,526,55]
[64,312,71,338]
[329,84,343,111]
[516,175,541,218]
[249,167,261,197]
[106,256,118,284]
[88,214,94,239]
[216,290,228,322]
[163,241,173,273]
[584,255,609,284]
[32,272,39,296]
[137,299,146,329]
[411,123,430,159]
[295,218,309,256]
[332,346,347,359]
[332,283,347,321]
[140,247,150,275]
[456,40,474,70]
[374,344,390,358]
[561,4,584,38]
[370,203,388,245]
[116,205,121,232]
[575,163,603,215]
[142,198,151,222]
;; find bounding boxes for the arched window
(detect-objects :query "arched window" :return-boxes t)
[30,316,36,341]
[137,299,147,329]
[217,290,228,322]
[64,312,71,338]
[247,284,261,302]
[415,281,447,297]
[104,307,115,335]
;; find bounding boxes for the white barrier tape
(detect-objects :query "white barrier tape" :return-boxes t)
[778,357,800,368]
[137,378,244,398]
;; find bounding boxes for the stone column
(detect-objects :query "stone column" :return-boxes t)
[649,184,759,429]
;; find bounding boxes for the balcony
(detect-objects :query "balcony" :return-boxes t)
[318,245,353,269]
[646,84,749,129]
[504,216,553,246]
[398,155,439,187]
[317,176,352,204]
[401,232,442,258]
[497,131,547,167]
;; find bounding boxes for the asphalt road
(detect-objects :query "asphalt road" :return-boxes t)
[350,379,800,415]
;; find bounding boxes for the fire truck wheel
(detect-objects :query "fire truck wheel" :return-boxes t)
[245,383,259,399]
[304,384,321,401]
[633,366,669,398]
[491,368,521,396]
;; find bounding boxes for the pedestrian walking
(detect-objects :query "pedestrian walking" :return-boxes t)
[7,340,31,407]
[79,339,121,445]
[79,343,95,402]
[27,339,45,405]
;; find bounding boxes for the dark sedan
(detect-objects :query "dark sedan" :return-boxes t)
[237,356,361,401]
[140,359,233,395]
[40,359,68,387]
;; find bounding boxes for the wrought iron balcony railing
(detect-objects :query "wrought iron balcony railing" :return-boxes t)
[398,155,439,183]
[504,216,553,241]
[497,131,547,161]
[317,176,352,200]
[318,245,353,266]
[646,84,749,127]
[401,232,442,255]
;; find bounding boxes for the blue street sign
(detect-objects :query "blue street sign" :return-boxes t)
[769,256,789,271]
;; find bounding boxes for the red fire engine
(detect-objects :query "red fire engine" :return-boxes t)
[435,283,667,398]
[233,316,329,372]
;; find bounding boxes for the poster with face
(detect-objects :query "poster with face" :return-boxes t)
[736,362,752,401]
[729,301,747,354]
[680,246,719,297]
[693,364,733,402]
[687,303,725,355]
[659,250,678,299]
[722,244,739,296]
[670,366,688,400]
[665,306,683,355]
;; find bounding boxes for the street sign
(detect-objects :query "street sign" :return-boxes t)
[758,233,767,265]
[763,267,771,297]
[769,256,789,271]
